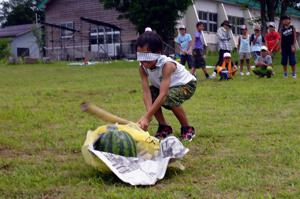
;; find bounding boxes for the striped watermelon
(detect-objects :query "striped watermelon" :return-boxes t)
[93,130,137,157]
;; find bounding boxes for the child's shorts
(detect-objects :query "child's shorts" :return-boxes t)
[180,54,193,68]
[192,49,206,68]
[150,81,197,110]
[239,52,251,60]
[281,50,296,66]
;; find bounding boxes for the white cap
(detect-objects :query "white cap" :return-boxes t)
[240,25,247,30]
[178,24,186,29]
[145,27,152,32]
[223,52,231,58]
[268,22,276,28]
[260,46,268,51]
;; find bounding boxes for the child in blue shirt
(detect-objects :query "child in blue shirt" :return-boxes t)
[175,25,193,70]
[238,25,251,76]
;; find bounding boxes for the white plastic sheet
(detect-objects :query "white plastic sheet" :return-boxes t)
[88,136,189,186]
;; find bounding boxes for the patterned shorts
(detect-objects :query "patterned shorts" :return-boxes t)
[150,81,197,110]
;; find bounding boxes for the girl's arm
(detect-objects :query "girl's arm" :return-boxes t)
[237,36,241,51]
[139,65,152,111]
[138,62,176,130]
[187,37,193,54]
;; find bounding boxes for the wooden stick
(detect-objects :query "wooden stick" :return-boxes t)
[80,102,130,124]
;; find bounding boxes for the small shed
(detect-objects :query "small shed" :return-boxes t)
[0,24,41,59]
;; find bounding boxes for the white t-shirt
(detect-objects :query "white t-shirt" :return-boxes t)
[142,55,196,88]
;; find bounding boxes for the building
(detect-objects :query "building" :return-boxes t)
[37,0,138,60]
[180,0,300,50]
[37,0,300,59]
[0,24,41,59]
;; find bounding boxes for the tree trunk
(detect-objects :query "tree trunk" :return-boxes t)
[266,0,275,21]
[260,0,267,35]
[278,0,289,31]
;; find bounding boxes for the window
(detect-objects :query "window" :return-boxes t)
[90,35,98,45]
[228,16,244,35]
[17,48,29,57]
[61,22,74,38]
[198,11,218,32]
[89,25,120,45]
[113,33,120,43]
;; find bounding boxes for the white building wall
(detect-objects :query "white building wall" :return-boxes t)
[224,4,244,17]
[194,0,218,13]
[11,32,40,59]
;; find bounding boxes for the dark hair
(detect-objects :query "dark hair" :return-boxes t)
[281,15,291,20]
[196,21,204,27]
[136,32,163,53]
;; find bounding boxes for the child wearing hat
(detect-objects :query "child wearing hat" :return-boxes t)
[280,15,297,78]
[137,31,197,141]
[211,20,233,78]
[175,25,193,70]
[250,24,265,61]
[238,25,251,76]
[265,22,281,56]
[216,53,237,80]
[253,46,273,78]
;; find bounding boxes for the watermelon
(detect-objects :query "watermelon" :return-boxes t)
[93,130,137,157]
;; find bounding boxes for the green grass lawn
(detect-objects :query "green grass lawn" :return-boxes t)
[0,53,300,199]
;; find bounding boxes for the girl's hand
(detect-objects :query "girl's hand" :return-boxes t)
[138,116,151,131]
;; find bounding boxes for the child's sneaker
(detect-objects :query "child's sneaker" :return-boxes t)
[246,71,251,76]
[240,72,244,76]
[155,124,173,139]
[292,73,297,79]
[181,126,195,141]
[211,72,217,79]
[284,72,288,78]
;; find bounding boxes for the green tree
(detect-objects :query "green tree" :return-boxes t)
[102,0,193,41]
[256,0,300,33]
[0,38,11,59]
[0,0,43,27]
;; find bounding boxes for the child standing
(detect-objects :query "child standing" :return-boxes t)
[216,53,237,80]
[280,15,297,78]
[253,46,273,78]
[175,25,193,69]
[211,20,232,78]
[137,32,197,141]
[265,22,281,56]
[192,21,210,78]
[250,25,265,61]
[238,25,251,76]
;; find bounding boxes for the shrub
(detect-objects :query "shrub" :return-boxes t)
[0,38,12,59]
